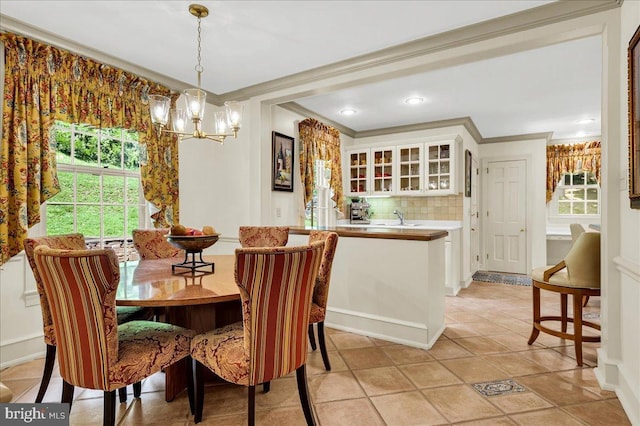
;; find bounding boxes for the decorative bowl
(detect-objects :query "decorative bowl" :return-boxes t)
[166,234,220,252]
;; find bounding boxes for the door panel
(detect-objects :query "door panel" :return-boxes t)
[486,160,527,273]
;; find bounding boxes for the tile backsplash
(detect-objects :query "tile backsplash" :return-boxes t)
[346,194,463,221]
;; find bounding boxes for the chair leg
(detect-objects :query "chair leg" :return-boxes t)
[582,295,590,306]
[295,365,316,426]
[35,344,56,403]
[186,357,195,415]
[317,322,331,371]
[263,381,270,393]
[194,360,205,424]
[118,387,127,403]
[573,292,585,366]
[248,385,256,426]
[561,293,568,333]
[61,380,74,411]
[133,382,142,398]
[527,285,541,345]
[308,324,317,351]
[104,390,117,426]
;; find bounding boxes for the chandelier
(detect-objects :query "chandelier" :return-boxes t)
[149,4,242,143]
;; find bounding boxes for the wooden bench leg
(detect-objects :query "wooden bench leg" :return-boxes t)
[528,284,541,345]
[560,293,568,333]
[573,292,584,366]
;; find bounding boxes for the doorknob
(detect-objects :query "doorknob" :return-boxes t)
[520,228,525,232]
[471,228,476,231]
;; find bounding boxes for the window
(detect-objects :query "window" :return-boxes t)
[553,171,600,216]
[45,121,147,261]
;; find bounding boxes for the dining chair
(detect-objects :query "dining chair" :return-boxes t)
[33,246,195,425]
[190,241,324,425]
[132,228,184,260]
[306,231,339,371]
[24,234,154,404]
[238,226,289,248]
[570,223,586,244]
[528,232,601,366]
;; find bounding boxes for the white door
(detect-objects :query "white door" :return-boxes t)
[485,159,527,274]
[470,157,479,273]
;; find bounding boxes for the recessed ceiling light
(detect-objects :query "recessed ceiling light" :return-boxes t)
[577,118,596,124]
[340,109,357,116]
[405,97,424,105]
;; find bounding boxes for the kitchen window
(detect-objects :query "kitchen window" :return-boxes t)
[551,171,600,216]
[45,121,147,261]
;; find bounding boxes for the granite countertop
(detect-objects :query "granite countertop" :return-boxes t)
[289,226,448,241]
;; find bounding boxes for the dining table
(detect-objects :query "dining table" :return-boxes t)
[116,254,242,401]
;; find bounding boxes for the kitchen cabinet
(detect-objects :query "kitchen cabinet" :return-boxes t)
[425,140,457,195]
[371,146,395,194]
[346,149,370,196]
[396,144,423,194]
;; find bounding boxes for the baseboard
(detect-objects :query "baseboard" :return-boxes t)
[595,348,640,426]
[0,334,45,369]
[446,286,461,296]
[325,307,444,349]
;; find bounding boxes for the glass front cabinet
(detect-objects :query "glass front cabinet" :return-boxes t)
[371,146,395,194]
[346,149,370,196]
[425,139,457,195]
[396,144,423,194]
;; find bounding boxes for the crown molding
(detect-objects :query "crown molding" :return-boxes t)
[218,0,621,103]
[0,15,223,104]
[481,132,553,144]
[278,102,356,138]
[354,117,483,141]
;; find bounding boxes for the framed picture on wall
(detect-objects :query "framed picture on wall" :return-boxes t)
[465,149,472,198]
[272,131,294,192]
[628,24,640,209]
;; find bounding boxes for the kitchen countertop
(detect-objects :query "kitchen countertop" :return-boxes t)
[289,226,448,241]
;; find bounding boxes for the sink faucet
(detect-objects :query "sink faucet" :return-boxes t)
[393,210,405,225]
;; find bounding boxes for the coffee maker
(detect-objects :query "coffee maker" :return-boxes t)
[349,199,371,224]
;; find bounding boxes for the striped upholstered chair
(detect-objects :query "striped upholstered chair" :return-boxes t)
[238,226,289,248]
[24,234,154,404]
[190,242,324,425]
[307,231,339,371]
[33,246,195,425]
[132,228,184,260]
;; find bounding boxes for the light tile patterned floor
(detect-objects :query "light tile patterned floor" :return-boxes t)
[0,281,631,425]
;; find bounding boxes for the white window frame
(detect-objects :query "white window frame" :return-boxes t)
[548,170,600,222]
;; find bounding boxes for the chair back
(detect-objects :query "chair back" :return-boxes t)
[570,223,586,244]
[308,231,339,310]
[33,246,121,391]
[132,229,184,260]
[564,231,600,289]
[24,234,86,346]
[234,241,324,385]
[238,226,289,247]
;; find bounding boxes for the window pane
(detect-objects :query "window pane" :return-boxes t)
[103,175,125,204]
[77,205,101,239]
[571,189,585,200]
[74,133,99,167]
[101,137,123,169]
[587,202,599,214]
[573,202,585,215]
[77,173,101,203]
[126,177,140,204]
[573,173,585,185]
[104,205,124,239]
[586,188,598,200]
[558,202,571,214]
[126,206,140,235]
[124,141,140,170]
[51,171,74,203]
[54,128,72,165]
[559,190,571,201]
[123,129,139,142]
[563,174,571,185]
[46,205,74,235]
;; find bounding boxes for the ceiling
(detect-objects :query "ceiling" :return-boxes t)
[0,1,607,140]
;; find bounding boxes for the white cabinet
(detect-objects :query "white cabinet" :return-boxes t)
[346,149,370,196]
[425,140,457,196]
[371,146,395,195]
[396,144,423,194]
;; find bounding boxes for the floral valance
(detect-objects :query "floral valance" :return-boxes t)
[0,33,179,265]
[546,141,601,203]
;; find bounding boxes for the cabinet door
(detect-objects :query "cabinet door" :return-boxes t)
[425,141,456,195]
[346,149,370,195]
[371,147,395,194]
[396,144,423,194]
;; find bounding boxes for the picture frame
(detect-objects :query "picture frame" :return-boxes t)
[629,25,640,209]
[272,131,294,192]
[464,149,472,198]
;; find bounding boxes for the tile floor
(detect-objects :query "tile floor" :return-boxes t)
[1,281,631,425]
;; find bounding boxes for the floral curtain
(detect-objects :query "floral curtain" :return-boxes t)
[0,33,179,265]
[546,141,601,203]
[298,118,344,214]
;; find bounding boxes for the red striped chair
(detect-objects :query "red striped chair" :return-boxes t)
[132,228,184,260]
[190,241,324,425]
[24,234,154,404]
[238,226,289,248]
[307,231,339,371]
[33,246,195,425]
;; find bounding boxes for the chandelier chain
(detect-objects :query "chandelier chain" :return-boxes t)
[195,15,203,87]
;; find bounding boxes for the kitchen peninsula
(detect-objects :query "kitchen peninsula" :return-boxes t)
[289,225,448,349]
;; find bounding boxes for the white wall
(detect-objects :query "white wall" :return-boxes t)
[478,138,547,270]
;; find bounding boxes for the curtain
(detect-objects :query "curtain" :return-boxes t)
[546,141,601,203]
[298,118,344,215]
[0,33,179,265]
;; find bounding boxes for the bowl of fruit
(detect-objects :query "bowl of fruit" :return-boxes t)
[166,224,220,252]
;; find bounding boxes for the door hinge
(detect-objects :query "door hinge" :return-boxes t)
[486,168,489,174]
[486,211,489,217]
[476,255,479,261]
[486,253,489,260]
